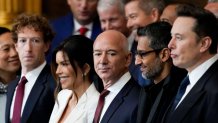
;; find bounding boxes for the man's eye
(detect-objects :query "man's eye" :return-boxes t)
[1,47,10,52]
[93,52,101,56]
[18,39,26,43]
[175,36,182,41]
[31,39,41,43]
[130,15,137,20]
[108,52,116,56]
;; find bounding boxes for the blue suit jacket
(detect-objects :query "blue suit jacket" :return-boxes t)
[5,64,56,123]
[100,78,141,123]
[46,13,102,63]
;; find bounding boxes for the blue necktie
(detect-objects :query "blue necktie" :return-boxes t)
[172,76,190,110]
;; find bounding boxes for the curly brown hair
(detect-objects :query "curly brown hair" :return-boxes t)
[11,14,54,43]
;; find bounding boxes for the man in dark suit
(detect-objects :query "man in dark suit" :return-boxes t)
[163,4,218,123]
[135,22,186,123]
[93,30,141,123]
[5,14,56,123]
[47,0,102,63]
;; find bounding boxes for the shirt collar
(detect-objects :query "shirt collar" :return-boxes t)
[73,18,93,33]
[107,72,131,94]
[21,61,46,83]
[189,54,218,86]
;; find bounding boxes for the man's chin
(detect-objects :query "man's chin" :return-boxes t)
[142,73,148,79]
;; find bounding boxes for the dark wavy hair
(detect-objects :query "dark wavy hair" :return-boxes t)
[51,35,101,100]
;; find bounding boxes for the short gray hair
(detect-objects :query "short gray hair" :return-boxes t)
[97,0,125,15]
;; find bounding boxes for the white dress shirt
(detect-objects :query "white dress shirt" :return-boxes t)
[73,18,93,38]
[10,61,46,120]
[99,72,131,122]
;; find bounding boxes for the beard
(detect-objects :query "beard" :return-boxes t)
[142,58,163,80]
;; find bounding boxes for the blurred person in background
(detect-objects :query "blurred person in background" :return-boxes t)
[47,0,102,63]
[97,0,134,50]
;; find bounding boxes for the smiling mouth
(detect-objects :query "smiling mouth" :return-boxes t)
[9,59,19,62]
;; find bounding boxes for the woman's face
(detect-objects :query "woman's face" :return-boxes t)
[55,51,82,89]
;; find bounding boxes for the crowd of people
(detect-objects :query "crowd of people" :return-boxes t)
[1,0,218,123]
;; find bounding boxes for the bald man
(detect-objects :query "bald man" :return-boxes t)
[93,30,141,123]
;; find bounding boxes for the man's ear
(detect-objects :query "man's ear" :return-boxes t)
[199,36,212,53]
[44,42,50,53]
[125,52,132,67]
[151,8,160,22]
[159,48,171,62]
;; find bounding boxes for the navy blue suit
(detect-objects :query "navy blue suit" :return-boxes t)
[162,60,218,123]
[47,13,102,63]
[5,64,56,123]
[100,78,141,123]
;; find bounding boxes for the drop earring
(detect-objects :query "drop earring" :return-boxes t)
[82,73,86,81]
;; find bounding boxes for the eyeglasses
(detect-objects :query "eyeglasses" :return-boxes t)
[135,49,162,59]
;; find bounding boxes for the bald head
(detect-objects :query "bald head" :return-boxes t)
[94,30,129,53]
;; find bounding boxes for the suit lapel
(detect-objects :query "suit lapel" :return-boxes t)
[101,78,134,122]
[21,66,49,123]
[170,60,218,122]
[90,17,102,40]
[5,78,19,123]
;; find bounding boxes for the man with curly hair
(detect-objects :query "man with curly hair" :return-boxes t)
[5,14,56,123]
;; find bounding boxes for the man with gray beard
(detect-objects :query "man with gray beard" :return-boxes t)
[135,21,186,123]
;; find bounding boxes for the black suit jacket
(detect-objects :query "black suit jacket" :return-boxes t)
[163,60,218,123]
[5,64,56,123]
[100,77,141,123]
[137,66,187,123]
